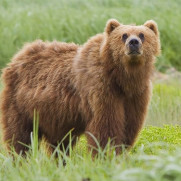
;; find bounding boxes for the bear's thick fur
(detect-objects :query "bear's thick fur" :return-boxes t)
[0,19,160,155]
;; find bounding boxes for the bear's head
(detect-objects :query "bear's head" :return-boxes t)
[102,19,160,70]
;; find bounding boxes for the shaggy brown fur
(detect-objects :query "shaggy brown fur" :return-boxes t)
[0,19,160,155]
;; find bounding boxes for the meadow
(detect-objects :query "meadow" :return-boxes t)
[0,0,181,180]
[0,0,181,71]
[0,122,181,181]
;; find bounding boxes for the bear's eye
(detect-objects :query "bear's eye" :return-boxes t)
[139,33,144,42]
[122,33,128,42]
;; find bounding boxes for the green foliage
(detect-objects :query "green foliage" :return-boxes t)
[134,125,181,154]
[75,125,181,155]
[31,110,39,158]
[0,124,181,181]
[138,125,181,146]
[0,82,3,91]
[0,0,181,71]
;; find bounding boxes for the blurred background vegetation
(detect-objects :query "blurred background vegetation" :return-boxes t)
[0,0,181,71]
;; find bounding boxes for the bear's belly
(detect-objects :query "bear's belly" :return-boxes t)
[15,83,84,140]
[38,111,86,143]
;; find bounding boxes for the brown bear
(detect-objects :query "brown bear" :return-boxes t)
[0,19,160,156]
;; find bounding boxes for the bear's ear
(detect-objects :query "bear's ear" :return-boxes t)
[144,20,159,36]
[105,19,120,34]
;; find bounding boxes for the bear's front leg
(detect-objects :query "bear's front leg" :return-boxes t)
[124,86,151,148]
[85,96,125,156]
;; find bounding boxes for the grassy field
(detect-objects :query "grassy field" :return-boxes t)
[0,124,181,181]
[0,0,181,72]
[147,83,181,126]
[0,0,181,180]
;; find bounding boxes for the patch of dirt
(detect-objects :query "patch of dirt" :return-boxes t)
[153,68,181,85]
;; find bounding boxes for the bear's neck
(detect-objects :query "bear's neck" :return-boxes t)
[120,62,153,96]
[102,53,154,96]
[105,60,154,96]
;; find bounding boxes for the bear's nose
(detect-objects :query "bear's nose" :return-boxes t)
[128,38,141,54]
[129,39,139,47]
[127,38,142,55]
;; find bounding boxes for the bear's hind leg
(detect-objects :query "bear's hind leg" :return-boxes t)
[1,113,34,155]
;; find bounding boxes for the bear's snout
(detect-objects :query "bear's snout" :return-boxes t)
[129,38,139,48]
[128,38,141,55]
[126,36,142,56]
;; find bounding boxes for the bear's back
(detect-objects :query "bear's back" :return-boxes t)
[2,40,78,87]
[1,40,80,122]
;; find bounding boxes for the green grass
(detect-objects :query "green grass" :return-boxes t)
[0,125,181,181]
[134,125,181,153]
[0,82,3,91]
[75,125,181,155]
[146,83,181,126]
[0,0,181,71]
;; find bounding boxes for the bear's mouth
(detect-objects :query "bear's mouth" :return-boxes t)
[128,50,141,55]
